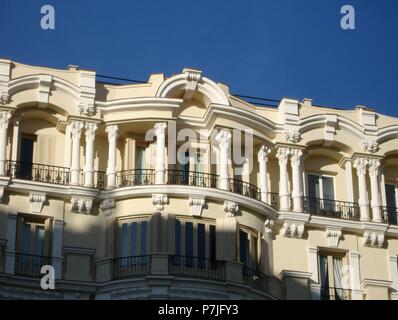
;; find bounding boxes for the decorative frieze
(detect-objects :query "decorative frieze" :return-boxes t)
[282,222,305,238]
[100,199,116,217]
[189,196,206,217]
[224,201,239,218]
[71,197,94,214]
[326,228,342,247]
[363,231,385,248]
[29,192,46,214]
[152,194,168,211]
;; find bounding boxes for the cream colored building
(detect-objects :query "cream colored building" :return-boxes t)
[0,59,397,300]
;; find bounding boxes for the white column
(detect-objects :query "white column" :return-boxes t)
[11,113,21,162]
[0,110,11,176]
[368,158,382,223]
[276,146,290,211]
[106,125,119,189]
[63,124,72,168]
[215,129,232,191]
[379,167,387,207]
[258,145,271,203]
[349,251,363,300]
[84,122,97,187]
[69,120,84,185]
[354,157,370,221]
[154,122,167,184]
[291,148,303,212]
[344,160,354,203]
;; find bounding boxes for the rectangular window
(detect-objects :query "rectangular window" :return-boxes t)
[185,222,193,266]
[197,223,205,268]
[385,184,398,225]
[239,230,249,266]
[19,136,35,179]
[319,253,349,300]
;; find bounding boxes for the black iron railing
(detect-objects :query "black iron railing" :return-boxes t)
[381,206,398,225]
[269,192,279,210]
[229,179,261,201]
[242,266,269,294]
[303,197,360,221]
[95,171,106,190]
[15,252,52,278]
[113,255,151,279]
[166,170,218,188]
[320,286,351,300]
[7,161,69,185]
[117,169,155,187]
[169,255,225,282]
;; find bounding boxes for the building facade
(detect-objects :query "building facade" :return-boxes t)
[0,59,397,300]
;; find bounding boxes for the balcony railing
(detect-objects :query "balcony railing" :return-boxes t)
[320,286,351,300]
[229,179,261,201]
[242,266,269,294]
[303,197,360,221]
[381,206,398,225]
[117,169,155,187]
[94,171,106,190]
[169,255,225,282]
[15,252,52,278]
[113,255,151,279]
[166,170,218,188]
[7,161,69,185]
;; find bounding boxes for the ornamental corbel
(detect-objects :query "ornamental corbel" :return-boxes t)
[224,201,239,218]
[282,222,305,238]
[362,140,379,153]
[326,228,343,247]
[0,92,10,105]
[263,219,275,239]
[100,199,116,217]
[183,68,202,99]
[29,192,46,214]
[284,129,301,143]
[189,196,206,217]
[71,196,94,214]
[363,231,385,248]
[152,194,169,212]
[79,102,96,117]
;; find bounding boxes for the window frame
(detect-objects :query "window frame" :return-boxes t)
[305,172,337,200]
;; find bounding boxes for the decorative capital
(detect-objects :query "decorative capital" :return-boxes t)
[282,222,305,238]
[215,128,232,150]
[362,140,379,153]
[71,197,94,214]
[85,122,98,141]
[290,148,303,167]
[368,158,381,176]
[363,231,385,248]
[0,110,12,129]
[100,199,116,217]
[70,120,84,139]
[258,145,271,162]
[326,228,342,247]
[29,192,46,214]
[353,157,368,175]
[106,125,119,142]
[189,196,206,217]
[154,122,167,138]
[263,219,275,239]
[79,102,96,117]
[224,201,239,218]
[152,193,168,212]
[0,93,10,105]
[285,129,301,143]
[276,146,290,165]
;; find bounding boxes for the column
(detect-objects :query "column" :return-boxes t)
[379,167,387,207]
[291,148,303,212]
[106,125,118,189]
[70,120,84,185]
[215,129,231,190]
[11,113,21,162]
[368,158,382,223]
[83,122,97,187]
[63,124,72,168]
[154,122,167,184]
[344,160,354,203]
[0,110,11,176]
[276,146,290,211]
[258,145,271,203]
[354,157,370,221]
[349,251,364,300]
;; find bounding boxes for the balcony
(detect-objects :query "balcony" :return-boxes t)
[320,286,351,300]
[113,255,151,280]
[382,206,398,225]
[302,197,360,222]
[116,169,155,188]
[167,170,218,188]
[14,252,52,278]
[243,266,269,294]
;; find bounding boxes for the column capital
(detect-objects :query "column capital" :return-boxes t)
[276,146,290,165]
[215,128,231,149]
[106,125,119,142]
[257,145,271,162]
[154,122,167,137]
[353,156,368,175]
[0,110,12,129]
[70,120,84,139]
[85,122,98,142]
[368,158,381,176]
[290,148,303,167]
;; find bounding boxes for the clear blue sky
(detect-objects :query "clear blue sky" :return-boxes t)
[1,0,397,116]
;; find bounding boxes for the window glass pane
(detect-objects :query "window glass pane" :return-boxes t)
[322,177,335,200]
[239,230,249,266]
[185,222,193,266]
[131,222,137,257]
[319,255,329,300]
[209,225,216,261]
[140,221,147,256]
[20,138,34,164]
[135,147,146,169]
[175,220,181,256]
[386,184,396,208]
[22,222,31,254]
[197,223,205,259]
[308,174,320,199]
[34,225,45,256]
[120,223,128,258]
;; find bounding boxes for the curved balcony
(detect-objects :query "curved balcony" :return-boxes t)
[116,169,155,188]
[14,252,52,278]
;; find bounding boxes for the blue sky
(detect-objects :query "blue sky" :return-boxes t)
[1,0,397,116]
